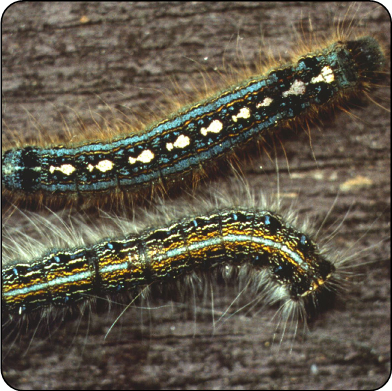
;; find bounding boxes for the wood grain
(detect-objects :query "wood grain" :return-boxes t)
[2,2,390,389]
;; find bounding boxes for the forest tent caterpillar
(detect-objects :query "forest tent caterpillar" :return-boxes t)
[2,35,386,205]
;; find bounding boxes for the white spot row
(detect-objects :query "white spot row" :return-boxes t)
[47,67,336,178]
[199,107,252,138]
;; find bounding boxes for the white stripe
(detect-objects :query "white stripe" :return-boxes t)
[4,270,92,297]
[6,234,308,298]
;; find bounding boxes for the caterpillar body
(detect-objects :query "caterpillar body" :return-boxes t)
[1,36,385,204]
[2,205,336,320]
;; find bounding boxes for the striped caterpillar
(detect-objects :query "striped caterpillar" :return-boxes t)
[2,174,388,385]
[2,35,386,207]
[2,203,338,320]
[2,180,349,344]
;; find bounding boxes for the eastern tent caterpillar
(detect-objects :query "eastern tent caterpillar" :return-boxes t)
[2,203,338,320]
[3,177,388,388]
[2,3,390,390]
[1,178,359,350]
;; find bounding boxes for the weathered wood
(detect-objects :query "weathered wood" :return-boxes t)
[2,2,390,389]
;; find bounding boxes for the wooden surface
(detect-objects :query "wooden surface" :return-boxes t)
[2,2,390,390]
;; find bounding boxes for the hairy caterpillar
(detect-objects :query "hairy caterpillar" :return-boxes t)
[1,19,386,208]
[0,179,360,345]
[2,202,338,320]
[2,176,389,389]
[2,2,390,390]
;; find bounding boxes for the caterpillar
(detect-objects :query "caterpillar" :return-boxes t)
[2,35,386,207]
[2,176,389,388]
[2,2,390,390]
[2,203,338,319]
[2,178,351,351]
